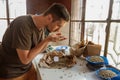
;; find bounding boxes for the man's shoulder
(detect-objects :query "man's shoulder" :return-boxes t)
[14,15,31,21]
[12,15,33,27]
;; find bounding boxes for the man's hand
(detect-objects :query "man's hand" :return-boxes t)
[47,32,67,42]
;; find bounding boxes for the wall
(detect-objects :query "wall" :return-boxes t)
[27,0,71,14]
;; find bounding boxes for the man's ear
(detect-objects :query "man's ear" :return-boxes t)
[47,14,53,22]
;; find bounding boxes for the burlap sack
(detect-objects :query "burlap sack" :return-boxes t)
[83,42,101,57]
[70,41,86,57]
[70,47,85,57]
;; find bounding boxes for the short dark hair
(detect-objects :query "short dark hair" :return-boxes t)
[43,3,70,22]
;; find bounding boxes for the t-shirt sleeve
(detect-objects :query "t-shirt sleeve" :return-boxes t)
[11,20,32,50]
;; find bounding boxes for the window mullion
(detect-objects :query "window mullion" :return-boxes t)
[81,0,86,41]
[104,0,114,57]
[6,0,10,25]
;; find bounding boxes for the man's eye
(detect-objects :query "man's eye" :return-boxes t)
[58,25,61,28]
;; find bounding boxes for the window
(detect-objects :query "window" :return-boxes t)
[0,0,26,41]
[71,0,120,69]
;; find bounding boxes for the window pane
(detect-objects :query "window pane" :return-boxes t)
[70,22,81,45]
[0,0,6,18]
[71,0,83,20]
[85,0,110,20]
[84,22,107,55]
[112,0,120,19]
[0,20,7,42]
[107,23,120,69]
[9,0,26,18]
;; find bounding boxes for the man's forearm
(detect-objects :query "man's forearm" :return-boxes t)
[17,33,66,64]
[25,38,51,64]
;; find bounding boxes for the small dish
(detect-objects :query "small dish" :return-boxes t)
[55,46,68,51]
[86,56,109,65]
[96,67,120,80]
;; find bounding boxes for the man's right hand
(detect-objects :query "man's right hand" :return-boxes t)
[46,32,67,42]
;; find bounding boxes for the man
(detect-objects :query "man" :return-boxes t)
[0,3,70,80]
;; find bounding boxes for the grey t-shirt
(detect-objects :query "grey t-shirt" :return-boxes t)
[0,15,44,78]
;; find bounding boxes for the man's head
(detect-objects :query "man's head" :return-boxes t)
[44,3,70,22]
[43,3,70,32]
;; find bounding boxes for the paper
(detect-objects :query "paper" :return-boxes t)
[54,56,59,62]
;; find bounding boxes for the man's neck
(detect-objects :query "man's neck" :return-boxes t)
[32,14,45,30]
